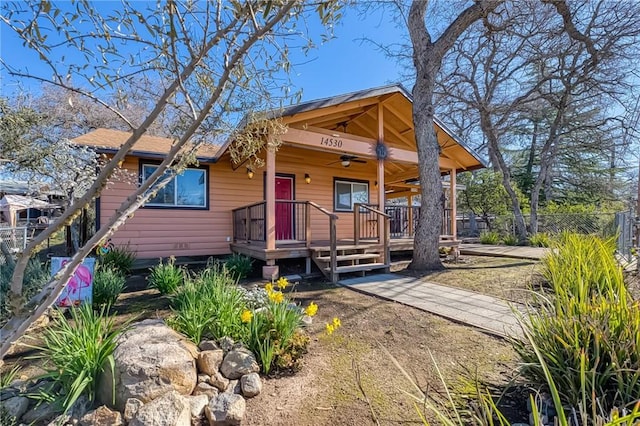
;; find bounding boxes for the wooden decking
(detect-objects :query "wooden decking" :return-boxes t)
[229,236,457,261]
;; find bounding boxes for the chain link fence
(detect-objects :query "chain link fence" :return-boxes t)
[0,226,30,264]
[459,212,618,238]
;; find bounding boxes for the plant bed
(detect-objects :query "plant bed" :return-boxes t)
[2,256,553,425]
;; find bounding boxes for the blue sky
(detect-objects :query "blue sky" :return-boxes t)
[0,3,411,103]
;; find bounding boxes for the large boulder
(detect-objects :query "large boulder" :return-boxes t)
[79,406,124,426]
[129,390,191,426]
[240,373,262,398]
[204,393,246,426]
[220,349,259,380]
[197,350,224,376]
[97,319,198,411]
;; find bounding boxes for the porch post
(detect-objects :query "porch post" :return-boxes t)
[450,168,457,239]
[265,146,276,251]
[377,103,386,242]
[262,143,279,280]
[407,195,414,238]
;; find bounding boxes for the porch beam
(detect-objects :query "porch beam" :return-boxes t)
[265,145,276,252]
[283,126,458,169]
[386,190,420,199]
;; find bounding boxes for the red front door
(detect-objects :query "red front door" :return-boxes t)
[275,176,294,240]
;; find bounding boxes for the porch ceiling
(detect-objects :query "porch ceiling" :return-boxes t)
[273,84,485,173]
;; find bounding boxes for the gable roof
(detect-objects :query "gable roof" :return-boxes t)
[219,83,486,172]
[72,128,220,162]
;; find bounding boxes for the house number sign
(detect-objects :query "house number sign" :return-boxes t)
[320,136,343,148]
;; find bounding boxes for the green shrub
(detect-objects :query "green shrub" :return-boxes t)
[514,233,640,417]
[147,257,185,295]
[168,269,311,375]
[93,267,126,307]
[99,245,136,275]
[501,234,518,246]
[245,297,304,375]
[169,265,245,343]
[479,231,500,245]
[528,232,552,247]
[1,257,49,328]
[30,304,124,413]
[243,279,308,374]
[224,254,253,280]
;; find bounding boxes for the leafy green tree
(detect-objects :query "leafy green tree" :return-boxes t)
[0,0,343,359]
[458,171,516,231]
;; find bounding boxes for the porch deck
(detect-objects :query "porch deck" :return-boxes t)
[229,236,458,261]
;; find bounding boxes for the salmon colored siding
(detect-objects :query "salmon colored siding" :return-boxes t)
[101,145,380,259]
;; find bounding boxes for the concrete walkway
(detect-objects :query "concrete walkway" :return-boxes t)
[460,243,549,260]
[339,273,525,339]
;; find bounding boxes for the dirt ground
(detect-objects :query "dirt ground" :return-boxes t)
[3,255,543,425]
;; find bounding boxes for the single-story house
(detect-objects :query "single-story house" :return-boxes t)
[73,84,485,281]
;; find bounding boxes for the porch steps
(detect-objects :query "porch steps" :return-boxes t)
[311,244,389,282]
[314,253,381,262]
[323,263,388,274]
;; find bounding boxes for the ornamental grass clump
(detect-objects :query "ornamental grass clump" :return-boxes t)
[30,304,124,413]
[479,231,500,245]
[92,266,126,307]
[147,256,185,295]
[99,245,136,276]
[168,264,245,343]
[529,232,552,248]
[514,233,640,418]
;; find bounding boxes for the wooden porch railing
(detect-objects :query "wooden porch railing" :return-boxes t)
[354,203,391,267]
[232,201,266,242]
[231,200,338,246]
[382,205,453,238]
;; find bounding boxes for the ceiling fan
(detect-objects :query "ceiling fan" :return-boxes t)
[328,154,367,167]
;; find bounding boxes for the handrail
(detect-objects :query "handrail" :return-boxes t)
[308,201,338,281]
[354,203,391,268]
[358,204,391,218]
[308,201,338,219]
[231,200,266,213]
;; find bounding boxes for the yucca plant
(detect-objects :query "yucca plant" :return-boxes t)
[29,304,124,413]
[147,257,185,295]
[93,267,126,307]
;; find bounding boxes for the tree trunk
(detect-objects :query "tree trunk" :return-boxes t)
[482,112,528,241]
[409,56,444,271]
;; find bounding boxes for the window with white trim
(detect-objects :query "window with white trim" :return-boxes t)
[334,179,369,212]
[141,163,208,209]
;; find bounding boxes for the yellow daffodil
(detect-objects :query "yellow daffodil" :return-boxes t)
[240,310,253,323]
[264,283,274,293]
[276,276,289,289]
[268,290,284,304]
[325,323,335,335]
[332,317,341,328]
[304,302,318,317]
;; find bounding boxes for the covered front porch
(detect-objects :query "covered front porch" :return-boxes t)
[218,85,484,281]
